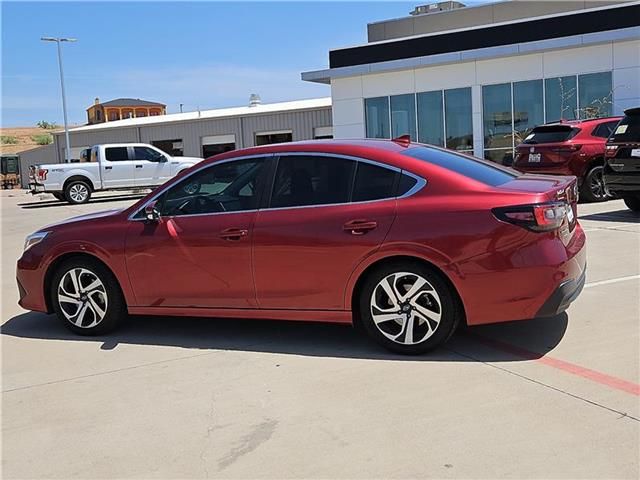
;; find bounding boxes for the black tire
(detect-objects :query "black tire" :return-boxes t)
[580,165,609,203]
[64,179,92,204]
[623,196,640,212]
[358,261,462,355]
[51,257,126,335]
[52,192,65,201]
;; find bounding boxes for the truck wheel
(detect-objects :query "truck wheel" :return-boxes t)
[52,193,65,201]
[580,166,609,203]
[64,180,92,204]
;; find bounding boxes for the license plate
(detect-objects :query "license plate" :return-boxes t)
[528,153,541,163]
[631,149,640,158]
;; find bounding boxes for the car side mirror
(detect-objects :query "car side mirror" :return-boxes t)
[144,201,161,222]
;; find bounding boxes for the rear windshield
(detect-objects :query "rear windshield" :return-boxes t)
[521,126,579,144]
[403,146,518,186]
[609,113,640,143]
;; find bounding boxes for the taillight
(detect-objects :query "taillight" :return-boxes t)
[37,169,48,181]
[605,145,618,158]
[493,202,568,232]
[550,144,582,153]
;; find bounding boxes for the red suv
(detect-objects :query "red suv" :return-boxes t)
[17,140,586,354]
[514,117,621,202]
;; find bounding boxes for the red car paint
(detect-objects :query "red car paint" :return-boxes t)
[17,139,586,327]
[513,117,621,179]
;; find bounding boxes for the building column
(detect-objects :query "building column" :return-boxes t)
[471,84,484,158]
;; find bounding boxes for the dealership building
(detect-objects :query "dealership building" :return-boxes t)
[303,0,640,164]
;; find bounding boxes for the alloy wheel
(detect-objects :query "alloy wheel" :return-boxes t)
[589,167,607,200]
[69,183,89,203]
[57,268,108,328]
[370,271,442,345]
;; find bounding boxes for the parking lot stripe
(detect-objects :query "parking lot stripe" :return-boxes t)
[467,333,640,397]
[584,274,640,289]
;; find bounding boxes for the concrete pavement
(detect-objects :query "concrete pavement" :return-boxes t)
[1,190,638,479]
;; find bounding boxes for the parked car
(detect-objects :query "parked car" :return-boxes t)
[513,116,622,202]
[29,143,202,204]
[603,107,640,211]
[17,139,586,354]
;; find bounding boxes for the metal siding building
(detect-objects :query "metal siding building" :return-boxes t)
[49,98,332,162]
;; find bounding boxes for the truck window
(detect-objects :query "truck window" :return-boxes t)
[105,147,129,162]
[133,147,164,162]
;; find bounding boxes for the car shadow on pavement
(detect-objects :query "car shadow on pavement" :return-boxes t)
[17,194,146,209]
[1,311,569,362]
[579,209,639,223]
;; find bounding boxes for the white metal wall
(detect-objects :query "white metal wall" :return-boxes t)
[331,40,640,157]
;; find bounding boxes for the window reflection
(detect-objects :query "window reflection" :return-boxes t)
[545,76,577,122]
[391,94,416,139]
[444,88,473,151]
[365,97,390,139]
[513,79,543,144]
[417,91,444,146]
[483,83,512,151]
[578,72,613,119]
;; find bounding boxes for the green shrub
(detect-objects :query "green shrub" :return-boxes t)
[31,134,53,145]
[37,120,59,129]
[1,135,18,144]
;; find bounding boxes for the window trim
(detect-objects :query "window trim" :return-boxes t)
[128,152,426,221]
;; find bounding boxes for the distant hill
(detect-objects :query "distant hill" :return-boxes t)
[0,127,62,155]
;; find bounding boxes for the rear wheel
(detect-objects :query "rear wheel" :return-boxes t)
[358,261,461,354]
[64,180,92,204]
[580,165,609,202]
[623,195,640,212]
[51,257,125,335]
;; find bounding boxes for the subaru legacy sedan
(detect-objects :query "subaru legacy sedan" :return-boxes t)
[17,139,586,354]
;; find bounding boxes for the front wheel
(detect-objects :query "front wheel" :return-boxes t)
[51,257,126,335]
[623,196,640,212]
[580,165,609,203]
[358,262,461,355]
[64,180,92,204]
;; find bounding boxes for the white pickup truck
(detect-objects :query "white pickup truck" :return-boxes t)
[29,143,203,204]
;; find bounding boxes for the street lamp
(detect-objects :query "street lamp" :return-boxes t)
[41,37,76,163]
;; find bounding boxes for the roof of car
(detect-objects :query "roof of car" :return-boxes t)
[541,116,622,127]
[624,107,640,115]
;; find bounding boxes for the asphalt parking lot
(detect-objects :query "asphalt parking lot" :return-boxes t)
[1,190,638,479]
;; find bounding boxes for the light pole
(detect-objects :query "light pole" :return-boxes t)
[41,37,76,163]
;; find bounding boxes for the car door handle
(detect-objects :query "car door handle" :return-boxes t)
[219,228,248,241]
[343,219,378,235]
[136,165,143,169]
[104,166,112,170]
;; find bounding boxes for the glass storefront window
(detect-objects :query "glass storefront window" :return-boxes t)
[365,97,390,139]
[578,71,613,119]
[390,94,416,140]
[445,87,473,151]
[513,79,543,145]
[484,148,514,166]
[483,83,513,151]
[417,91,444,146]
[545,76,577,122]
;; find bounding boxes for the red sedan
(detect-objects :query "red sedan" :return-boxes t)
[17,139,586,354]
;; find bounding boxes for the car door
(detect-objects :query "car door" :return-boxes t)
[125,156,270,308]
[131,146,172,187]
[101,146,136,188]
[252,154,399,311]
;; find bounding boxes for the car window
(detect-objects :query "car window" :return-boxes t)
[404,146,518,186]
[521,126,579,144]
[352,162,398,202]
[105,147,129,162]
[609,113,640,143]
[134,147,165,162]
[592,121,619,138]
[270,155,355,208]
[398,173,418,196]
[157,158,266,216]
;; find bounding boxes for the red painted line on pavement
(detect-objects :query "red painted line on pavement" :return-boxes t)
[466,333,640,397]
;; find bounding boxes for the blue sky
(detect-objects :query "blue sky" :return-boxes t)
[2,1,487,127]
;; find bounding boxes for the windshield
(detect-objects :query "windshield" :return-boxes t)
[521,126,579,144]
[609,114,640,143]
